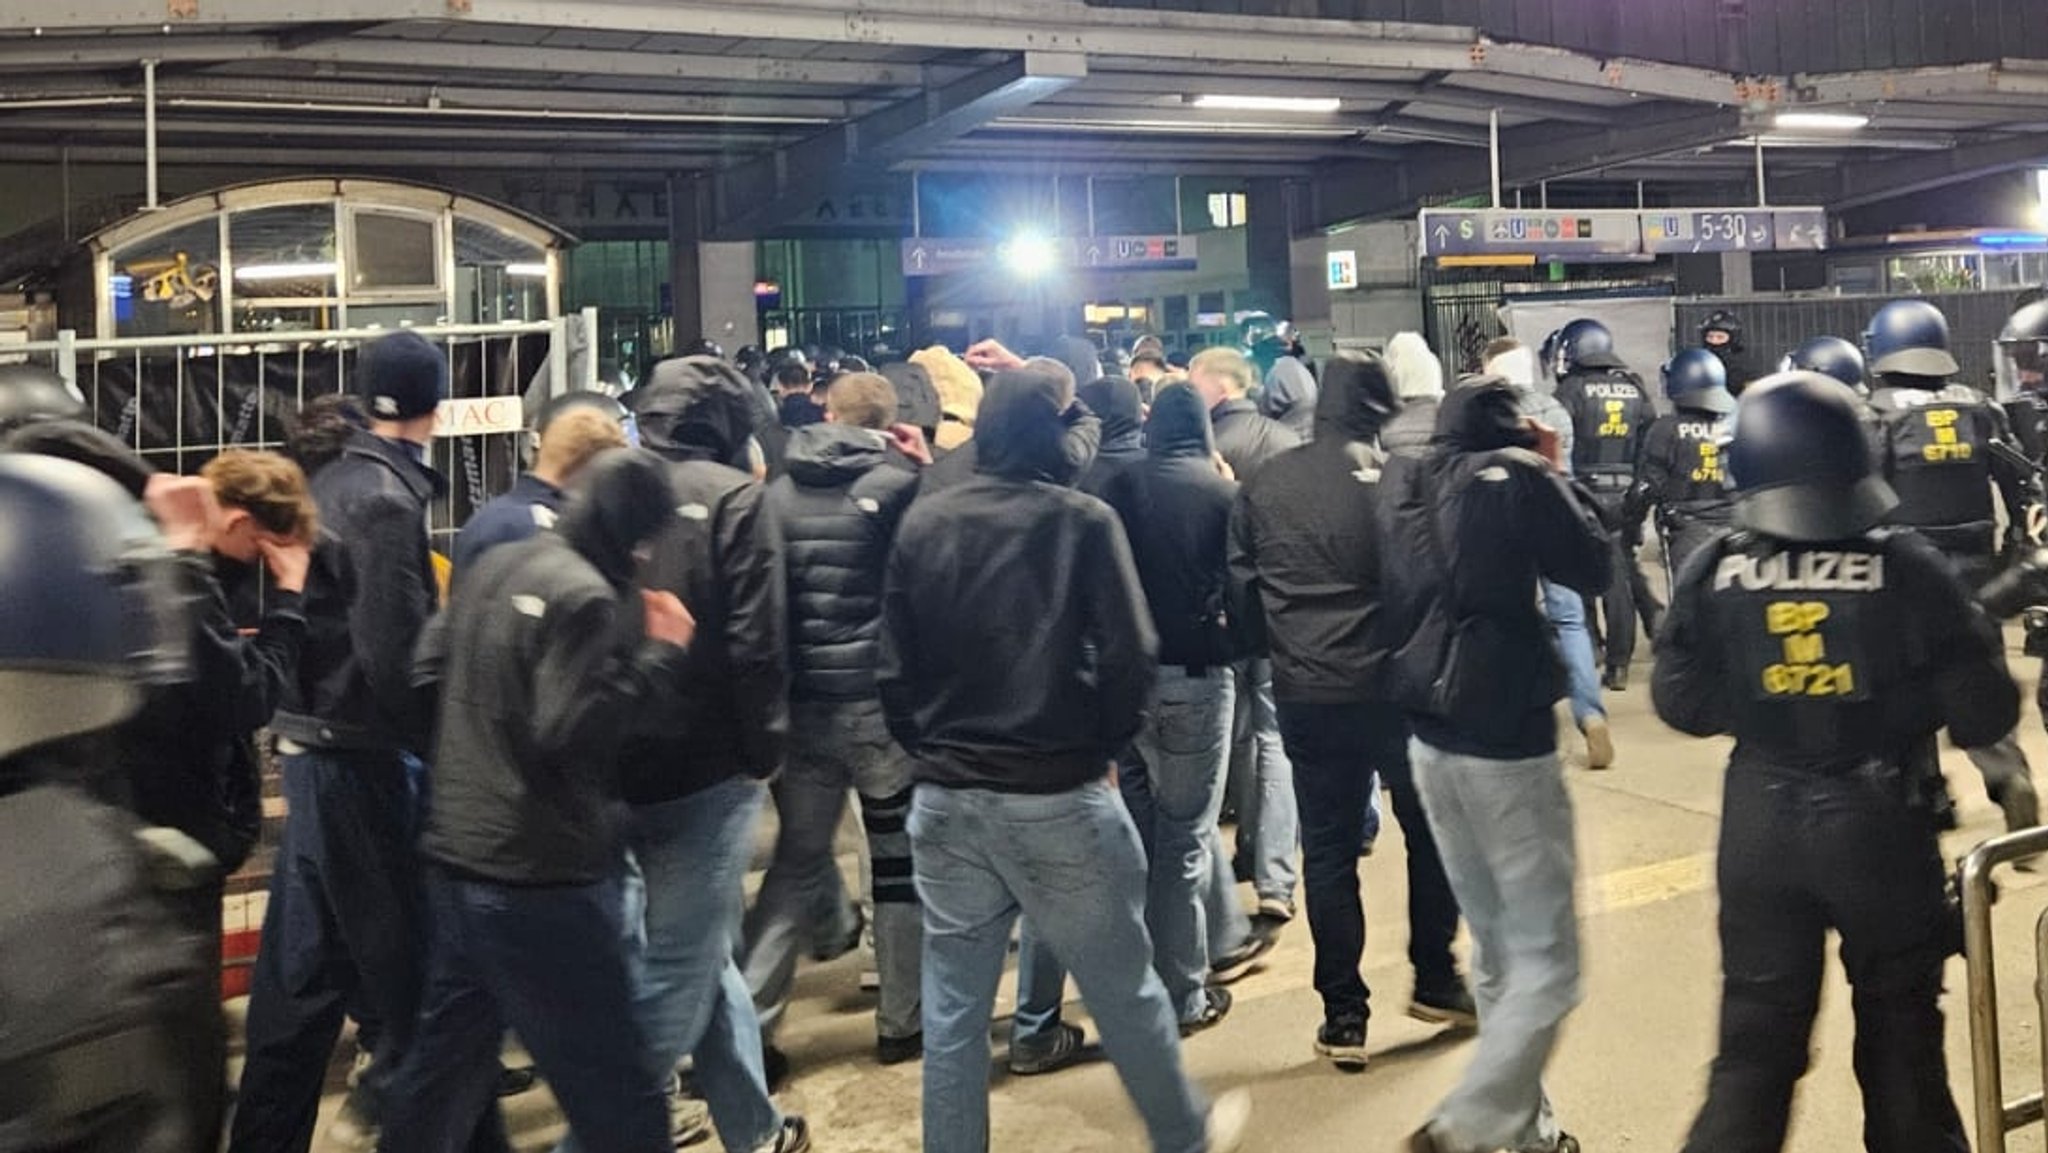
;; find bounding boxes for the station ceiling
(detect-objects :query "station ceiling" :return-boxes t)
[2,0,2046,237]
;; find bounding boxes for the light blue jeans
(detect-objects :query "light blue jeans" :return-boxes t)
[623,778,783,1152]
[910,781,1209,1153]
[1408,739,1581,1153]
[1542,580,1605,727]
[1226,657,1298,911]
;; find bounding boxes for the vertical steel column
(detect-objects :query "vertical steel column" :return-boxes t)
[143,60,159,210]
[1754,137,1768,207]
[1489,109,1503,209]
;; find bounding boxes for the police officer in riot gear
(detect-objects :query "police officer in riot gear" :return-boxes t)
[1655,370,2013,1153]
[1700,308,1767,395]
[1866,298,2044,831]
[1995,294,2048,469]
[1242,312,1318,439]
[1626,349,1736,584]
[0,362,88,435]
[1552,318,1654,690]
[1782,336,1867,394]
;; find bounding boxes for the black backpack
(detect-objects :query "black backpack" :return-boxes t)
[0,785,216,1153]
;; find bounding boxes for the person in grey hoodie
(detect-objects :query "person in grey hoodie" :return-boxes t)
[1381,333,1447,459]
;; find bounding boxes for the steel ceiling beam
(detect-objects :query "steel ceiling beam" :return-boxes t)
[0,142,723,171]
[0,113,789,150]
[1066,71,1620,126]
[1772,130,2048,209]
[1313,106,1747,227]
[707,50,1085,240]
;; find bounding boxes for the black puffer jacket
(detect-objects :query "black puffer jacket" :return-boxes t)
[419,450,687,885]
[1232,354,1401,704]
[273,427,444,753]
[768,423,920,702]
[620,359,791,804]
[1211,397,1301,485]
[1104,383,1243,670]
[1378,380,1612,759]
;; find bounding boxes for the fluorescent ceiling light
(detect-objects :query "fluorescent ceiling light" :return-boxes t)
[1193,94,1341,114]
[1773,111,1869,131]
[234,261,338,282]
[505,262,549,278]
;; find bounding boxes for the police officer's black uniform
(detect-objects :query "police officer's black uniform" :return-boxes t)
[1655,371,2017,1153]
[1627,349,1735,585]
[1555,344,1654,686]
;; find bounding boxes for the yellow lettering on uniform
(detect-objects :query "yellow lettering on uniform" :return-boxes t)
[1926,409,1959,428]
[1766,602,1830,634]
[1783,633,1826,664]
[1923,442,1974,463]
[1934,426,1958,445]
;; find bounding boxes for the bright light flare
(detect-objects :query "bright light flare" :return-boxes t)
[1193,94,1342,114]
[1773,111,1870,131]
[1001,233,1059,278]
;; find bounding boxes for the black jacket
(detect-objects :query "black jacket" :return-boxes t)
[273,427,444,753]
[451,473,565,581]
[1102,383,1242,670]
[1624,406,1733,530]
[1379,397,1439,460]
[1378,381,1613,759]
[768,423,921,703]
[418,453,687,885]
[1654,527,2016,775]
[919,401,1102,496]
[620,361,791,804]
[1211,397,1301,485]
[1233,356,1401,703]
[1077,376,1146,501]
[879,371,1158,794]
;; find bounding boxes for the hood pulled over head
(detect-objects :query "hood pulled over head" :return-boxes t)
[557,447,677,588]
[1314,352,1400,442]
[974,367,1069,482]
[631,356,759,468]
[1383,333,1445,402]
[1435,376,1540,454]
[1080,376,1144,445]
[1145,381,1215,459]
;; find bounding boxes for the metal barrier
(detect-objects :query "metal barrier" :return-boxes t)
[1676,290,2033,391]
[6,311,598,547]
[1961,825,2048,1151]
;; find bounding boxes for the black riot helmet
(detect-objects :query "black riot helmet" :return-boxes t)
[734,345,767,373]
[0,363,88,436]
[1995,298,2048,402]
[1725,371,1899,543]
[1700,309,1745,353]
[1864,300,1960,380]
[0,454,191,761]
[1661,349,1735,415]
[1781,336,1867,395]
[1550,318,1622,376]
[681,337,726,362]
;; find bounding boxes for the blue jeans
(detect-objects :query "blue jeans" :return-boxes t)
[743,699,921,1042]
[1121,666,1236,1020]
[910,781,1209,1153]
[1542,580,1604,727]
[1409,739,1581,1153]
[626,778,782,1152]
[231,749,424,1153]
[381,870,670,1153]
[1226,658,1298,910]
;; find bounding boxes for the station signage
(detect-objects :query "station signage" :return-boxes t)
[1419,207,1829,262]
[436,396,524,438]
[899,235,1198,277]
[1328,249,1359,290]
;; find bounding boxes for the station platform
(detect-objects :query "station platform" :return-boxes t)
[274,649,2048,1153]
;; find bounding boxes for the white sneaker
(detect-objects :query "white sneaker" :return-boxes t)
[1205,1088,1252,1153]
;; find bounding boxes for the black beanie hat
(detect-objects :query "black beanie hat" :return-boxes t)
[356,331,448,421]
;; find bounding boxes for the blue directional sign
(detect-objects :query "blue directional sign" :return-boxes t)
[901,235,1198,277]
[1424,206,1830,261]
[1636,207,1831,255]
[1772,208,1829,251]
[900,239,998,277]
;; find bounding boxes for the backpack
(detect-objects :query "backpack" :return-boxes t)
[0,785,215,1153]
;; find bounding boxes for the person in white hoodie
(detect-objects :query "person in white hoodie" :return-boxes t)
[1380,333,1447,459]
[1480,337,1616,770]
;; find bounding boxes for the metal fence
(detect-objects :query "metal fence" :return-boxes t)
[1675,290,2033,392]
[8,311,597,549]
[1960,826,2048,1151]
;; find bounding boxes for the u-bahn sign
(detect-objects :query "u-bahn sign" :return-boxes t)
[1420,207,1829,261]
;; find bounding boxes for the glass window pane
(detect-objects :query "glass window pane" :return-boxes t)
[230,204,338,300]
[349,301,449,330]
[352,212,440,292]
[110,217,224,336]
[455,217,543,268]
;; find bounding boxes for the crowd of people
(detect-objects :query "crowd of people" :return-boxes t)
[3,288,2048,1153]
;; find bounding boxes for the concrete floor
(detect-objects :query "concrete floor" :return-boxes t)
[291,642,2048,1153]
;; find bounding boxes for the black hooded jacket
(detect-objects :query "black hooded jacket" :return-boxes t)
[1378,380,1613,758]
[1231,355,1402,703]
[1077,376,1146,500]
[767,422,921,703]
[1211,397,1301,485]
[1101,383,1243,670]
[619,358,791,804]
[879,370,1158,794]
[417,450,689,885]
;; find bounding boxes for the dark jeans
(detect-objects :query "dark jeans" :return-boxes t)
[1681,766,1968,1153]
[380,869,670,1153]
[230,749,424,1153]
[1277,700,1461,1024]
[1583,494,1638,672]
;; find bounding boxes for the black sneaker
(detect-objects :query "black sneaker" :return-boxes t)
[1179,987,1233,1037]
[495,1063,539,1097]
[1554,1134,1582,1153]
[1315,1018,1369,1072]
[876,1031,923,1066]
[1008,1021,1086,1076]
[1409,981,1479,1030]
[1210,931,1276,985]
[1602,666,1629,692]
[811,905,865,963]
[751,1115,811,1153]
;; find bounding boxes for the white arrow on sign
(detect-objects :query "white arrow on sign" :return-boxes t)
[909,246,929,270]
[1749,224,1770,247]
[1432,224,1449,251]
[1086,245,1102,265]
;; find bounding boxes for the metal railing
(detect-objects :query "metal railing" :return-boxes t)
[1961,825,2048,1151]
[5,310,598,546]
